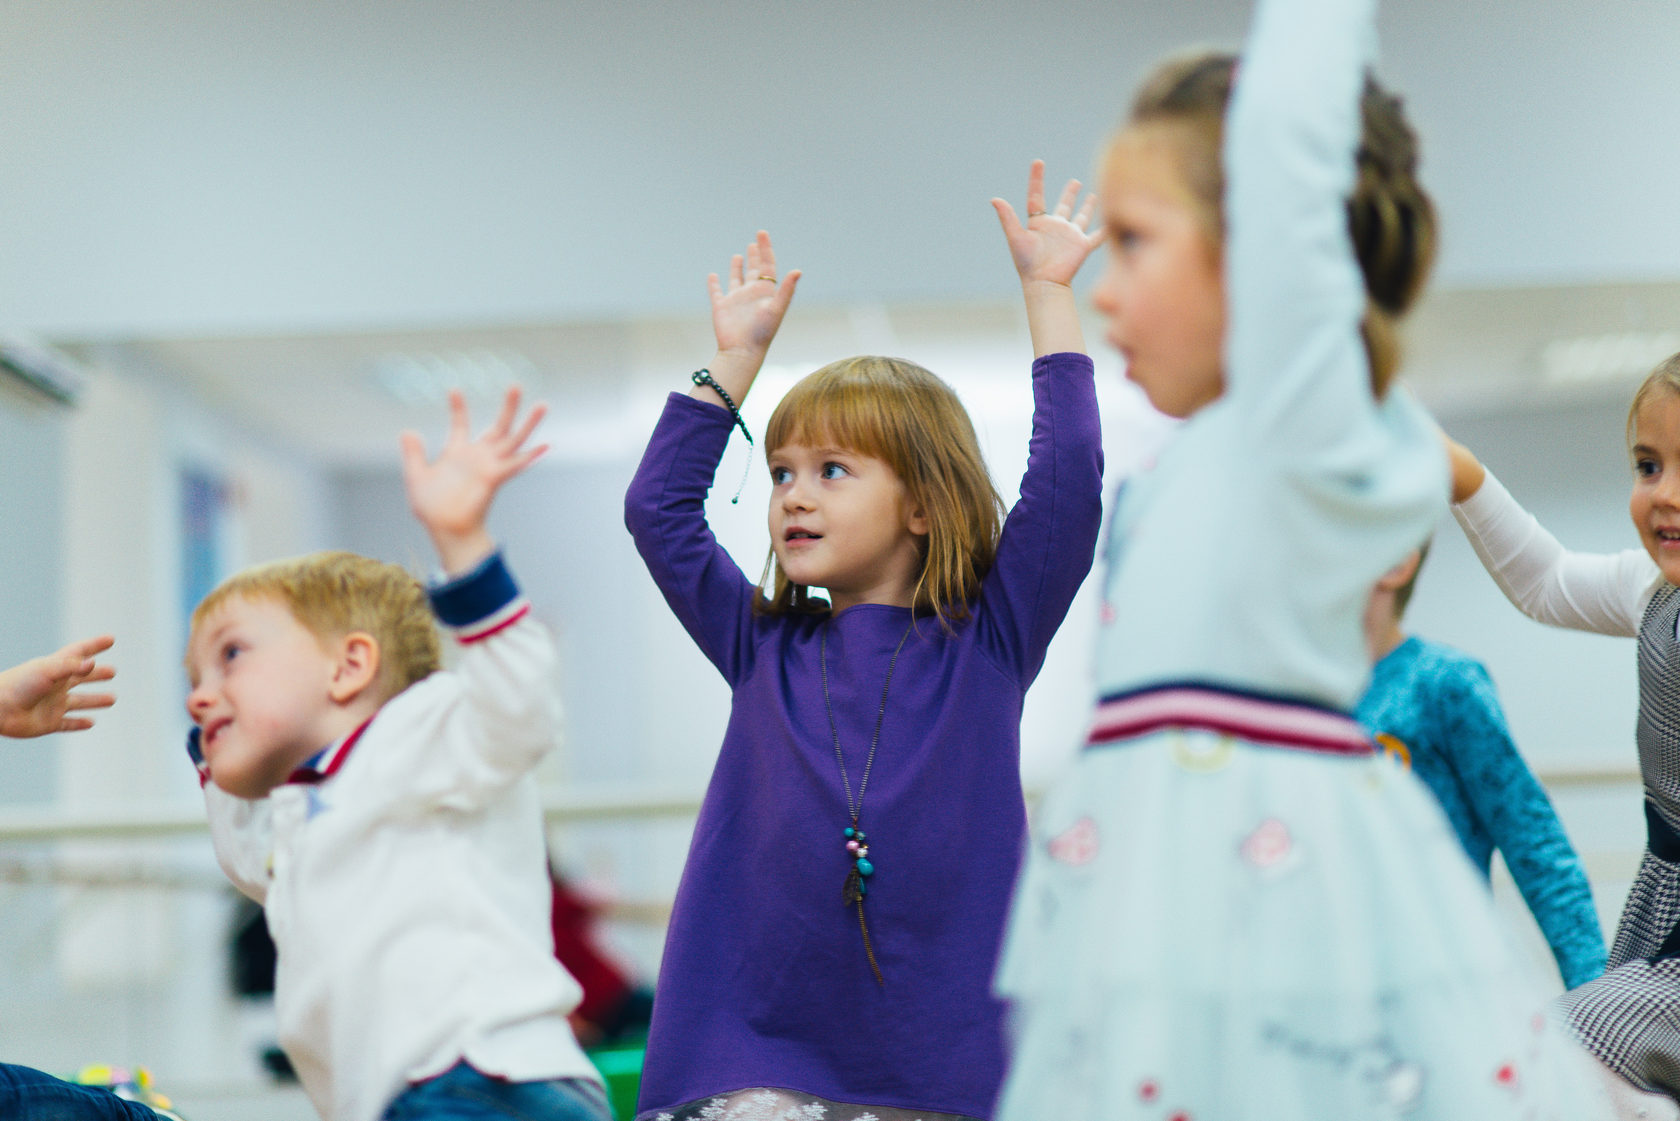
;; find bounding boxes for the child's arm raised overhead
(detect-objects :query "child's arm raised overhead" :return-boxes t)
[625,233,801,685]
[974,163,1105,681]
[0,635,114,738]
[1225,0,1384,446]
[401,387,549,577]
[992,159,1103,358]
[1446,433,1656,637]
[400,388,561,802]
[694,230,801,412]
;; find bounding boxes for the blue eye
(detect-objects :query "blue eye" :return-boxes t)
[770,466,792,485]
[221,643,241,664]
[821,462,849,480]
[1636,458,1659,479]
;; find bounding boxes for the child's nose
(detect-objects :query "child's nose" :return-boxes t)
[782,477,814,510]
[185,684,213,719]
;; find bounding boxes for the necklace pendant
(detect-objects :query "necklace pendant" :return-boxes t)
[843,866,864,905]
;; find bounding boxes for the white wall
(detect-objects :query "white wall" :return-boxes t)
[0,381,67,805]
[4,0,1678,338]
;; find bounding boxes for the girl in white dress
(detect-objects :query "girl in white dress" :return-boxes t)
[994,0,1611,1116]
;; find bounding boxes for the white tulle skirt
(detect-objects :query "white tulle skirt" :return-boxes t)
[996,726,1610,1119]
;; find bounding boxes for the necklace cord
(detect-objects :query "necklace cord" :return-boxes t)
[821,616,916,988]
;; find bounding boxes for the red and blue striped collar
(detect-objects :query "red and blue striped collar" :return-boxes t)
[286,715,376,785]
[1088,682,1372,756]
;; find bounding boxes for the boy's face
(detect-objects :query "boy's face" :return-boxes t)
[186,594,345,798]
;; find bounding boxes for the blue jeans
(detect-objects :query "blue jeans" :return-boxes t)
[0,1063,163,1120]
[382,1062,611,1121]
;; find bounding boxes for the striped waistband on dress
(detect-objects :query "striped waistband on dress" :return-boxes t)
[1086,683,1373,757]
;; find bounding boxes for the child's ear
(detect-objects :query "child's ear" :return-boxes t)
[906,503,930,537]
[328,632,381,703]
[1375,549,1423,593]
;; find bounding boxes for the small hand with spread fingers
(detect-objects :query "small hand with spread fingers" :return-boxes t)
[700,230,802,409]
[991,159,1104,289]
[401,387,549,575]
[0,634,116,738]
[992,160,1103,357]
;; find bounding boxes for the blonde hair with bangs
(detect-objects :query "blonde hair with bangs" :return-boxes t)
[1628,353,1680,445]
[759,356,1005,627]
[190,551,441,703]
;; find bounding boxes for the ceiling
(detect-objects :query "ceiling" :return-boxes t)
[6,1,1680,464]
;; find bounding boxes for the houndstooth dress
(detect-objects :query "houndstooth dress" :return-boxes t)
[1559,583,1680,1095]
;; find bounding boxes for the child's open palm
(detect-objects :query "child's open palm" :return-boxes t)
[709,230,801,360]
[0,635,116,738]
[992,160,1104,287]
[401,388,548,573]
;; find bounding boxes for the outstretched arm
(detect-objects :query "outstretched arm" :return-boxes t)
[693,230,801,412]
[1442,665,1607,989]
[992,160,1103,358]
[401,387,549,575]
[1447,433,1656,636]
[0,635,116,738]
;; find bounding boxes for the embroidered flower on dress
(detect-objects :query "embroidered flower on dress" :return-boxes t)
[1047,816,1100,865]
[1494,1061,1519,1090]
[1239,817,1296,873]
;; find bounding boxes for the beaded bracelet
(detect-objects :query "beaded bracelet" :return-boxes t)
[691,368,754,503]
[691,369,754,447]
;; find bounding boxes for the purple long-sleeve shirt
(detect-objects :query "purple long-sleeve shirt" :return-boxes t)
[624,352,1102,1120]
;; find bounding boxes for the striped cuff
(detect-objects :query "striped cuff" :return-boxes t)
[428,551,530,643]
[186,726,211,786]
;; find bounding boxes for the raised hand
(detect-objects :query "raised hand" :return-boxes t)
[400,387,548,574]
[709,230,801,358]
[0,634,116,738]
[696,231,802,411]
[991,159,1104,288]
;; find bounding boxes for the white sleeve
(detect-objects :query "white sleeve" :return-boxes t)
[391,553,562,810]
[203,784,272,904]
[1452,469,1659,637]
[1223,0,1375,450]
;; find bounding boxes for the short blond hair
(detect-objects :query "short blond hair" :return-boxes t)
[759,356,1004,628]
[190,551,440,702]
[1628,352,1680,445]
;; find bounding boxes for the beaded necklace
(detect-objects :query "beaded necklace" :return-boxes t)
[820,615,915,987]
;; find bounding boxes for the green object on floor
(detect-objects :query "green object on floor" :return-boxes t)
[588,1043,644,1121]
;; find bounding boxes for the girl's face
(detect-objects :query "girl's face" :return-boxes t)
[1630,389,1680,585]
[1091,131,1227,419]
[767,441,929,613]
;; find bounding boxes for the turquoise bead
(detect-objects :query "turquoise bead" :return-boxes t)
[857,878,868,896]
[844,827,856,838]
[856,858,874,877]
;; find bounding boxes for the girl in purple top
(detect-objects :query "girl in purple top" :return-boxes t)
[623,164,1104,1121]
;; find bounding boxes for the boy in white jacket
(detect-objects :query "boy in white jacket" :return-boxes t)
[184,390,606,1121]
